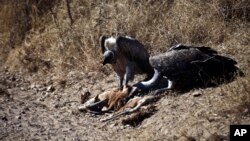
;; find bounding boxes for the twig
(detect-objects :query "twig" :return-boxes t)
[65,0,74,26]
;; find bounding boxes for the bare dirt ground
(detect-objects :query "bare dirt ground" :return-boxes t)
[0,69,249,141]
[0,70,121,141]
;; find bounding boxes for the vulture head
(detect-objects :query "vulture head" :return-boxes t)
[99,35,117,65]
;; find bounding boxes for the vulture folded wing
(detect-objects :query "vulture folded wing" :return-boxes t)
[116,36,149,60]
[116,36,152,73]
[169,44,218,55]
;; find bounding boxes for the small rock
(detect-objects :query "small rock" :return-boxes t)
[192,91,202,97]
[10,76,16,81]
[109,123,116,128]
[38,87,46,91]
[2,116,8,121]
[46,85,55,92]
[41,91,48,96]
[20,87,25,91]
[54,104,60,108]
[16,115,22,120]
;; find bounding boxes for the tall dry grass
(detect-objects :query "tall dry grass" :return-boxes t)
[0,0,249,77]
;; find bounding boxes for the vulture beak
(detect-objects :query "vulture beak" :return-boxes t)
[103,50,114,65]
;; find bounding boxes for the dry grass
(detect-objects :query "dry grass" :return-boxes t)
[1,0,249,74]
[0,0,249,140]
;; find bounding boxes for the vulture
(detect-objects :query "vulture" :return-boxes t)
[100,35,154,89]
[134,44,243,92]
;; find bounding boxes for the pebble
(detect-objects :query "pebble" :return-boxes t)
[192,91,202,97]
[46,85,55,92]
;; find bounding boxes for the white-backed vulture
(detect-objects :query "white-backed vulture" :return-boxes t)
[100,35,154,89]
[134,44,243,92]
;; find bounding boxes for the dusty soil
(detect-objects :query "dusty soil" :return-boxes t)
[0,70,249,141]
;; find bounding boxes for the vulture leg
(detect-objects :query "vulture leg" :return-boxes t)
[118,76,124,90]
[134,69,174,93]
[125,86,139,102]
[124,61,134,87]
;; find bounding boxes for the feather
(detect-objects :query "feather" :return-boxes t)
[116,36,154,77]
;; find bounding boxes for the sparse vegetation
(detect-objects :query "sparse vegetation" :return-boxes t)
[0,0,249,140]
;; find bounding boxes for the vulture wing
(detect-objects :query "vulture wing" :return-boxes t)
[150,45,239,79]
[116,36,153,74]
[116,36,149,61]
[169,44,218,55]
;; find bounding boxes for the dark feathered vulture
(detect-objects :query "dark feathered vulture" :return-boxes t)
[100,35,154,89]
[134,44,243,92]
